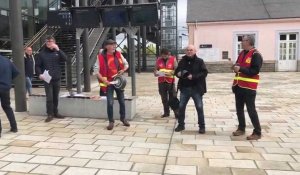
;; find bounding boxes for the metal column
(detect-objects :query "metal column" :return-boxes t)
[111,0,116,40]
[82,0,90,92]
[10,0,26,111]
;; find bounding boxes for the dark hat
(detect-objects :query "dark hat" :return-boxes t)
[104,39,117,46]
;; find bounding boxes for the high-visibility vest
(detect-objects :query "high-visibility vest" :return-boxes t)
[156,56,176,83]
[98,51,124,93]
[232,48,260,90]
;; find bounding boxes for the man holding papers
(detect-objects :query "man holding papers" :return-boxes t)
[154,48,178,118]
[35,36,67,122]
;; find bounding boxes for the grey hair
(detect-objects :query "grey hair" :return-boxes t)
[244,35,255,46]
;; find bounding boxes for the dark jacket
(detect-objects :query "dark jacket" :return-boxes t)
[24,54,35,77]
[0,55,19,91]
[175,55,208,95]
[35,46,67,81]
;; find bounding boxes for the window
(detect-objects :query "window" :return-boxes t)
[279,34,297,60]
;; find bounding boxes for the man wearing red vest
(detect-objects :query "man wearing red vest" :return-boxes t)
[96,39,130,130]
[154,48,178,118]
[232,35,263,140]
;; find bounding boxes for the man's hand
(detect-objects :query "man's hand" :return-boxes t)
[104,80,110,85]
[177,72,181,77]
[118,69,125,75]
[39,74,44,80]
[233,65,240,73]
[52,44,59,51]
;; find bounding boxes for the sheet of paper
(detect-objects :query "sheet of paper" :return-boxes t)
[42,70,52,83]
[156,71,165,77]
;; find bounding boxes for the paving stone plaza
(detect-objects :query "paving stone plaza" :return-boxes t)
[0,72,300,175]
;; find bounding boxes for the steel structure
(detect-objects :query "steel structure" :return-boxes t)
[160,0,177,56]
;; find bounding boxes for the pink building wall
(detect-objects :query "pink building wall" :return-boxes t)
[188,18,300,62]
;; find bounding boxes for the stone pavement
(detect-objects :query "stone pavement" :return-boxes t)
[0,72,300,175]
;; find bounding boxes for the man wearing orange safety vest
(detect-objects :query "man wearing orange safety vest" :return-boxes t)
[232,35,263,140]
[96,39,129,130]
[154,48,178,118]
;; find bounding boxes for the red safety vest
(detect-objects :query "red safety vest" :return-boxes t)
[98,51,124,93]
[232,48,260,90]
[156,56,176,83]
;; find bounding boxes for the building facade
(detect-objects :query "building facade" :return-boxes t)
[187,0,300,72]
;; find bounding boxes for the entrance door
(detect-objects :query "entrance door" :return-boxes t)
[278,33,298,71]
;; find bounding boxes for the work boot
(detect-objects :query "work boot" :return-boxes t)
[246,133,261,140]
[54,113,65,119]
[106,122,114,130]
[10,128,18,133]
[45,115,53,123]
[161,114,170,118]
[232,129,245,136]
[175,125,185,132]
[199,128,205,134]
[121,119,130,127]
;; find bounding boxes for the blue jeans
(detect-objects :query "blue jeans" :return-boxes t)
[25,76,32,95]
[178,86,205,128]
[106,85,125,123]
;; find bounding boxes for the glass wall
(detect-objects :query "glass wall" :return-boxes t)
[0,0,54,50]
[0,0,9,9]
[0,0,10,41]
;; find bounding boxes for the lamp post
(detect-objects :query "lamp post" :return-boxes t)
[178,35,182,49]
[180,33,188,49]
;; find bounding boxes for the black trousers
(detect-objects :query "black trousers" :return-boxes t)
[0,90,17,132]
[44,80,61,116]
[234,86,261,135]
[158,82,175,115]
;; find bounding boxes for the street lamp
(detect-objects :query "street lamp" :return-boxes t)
[178,35,182,49]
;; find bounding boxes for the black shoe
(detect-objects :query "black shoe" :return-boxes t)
[10,128,18,133]
[121,119,130,127]
[199,128,205,134]
[161,114,170,118]
[232,129,245,136]
[54,113,65,119]
[246,133,261,140]
[45,115,53,123]
[107,122,114,130]
[175,125,185,132]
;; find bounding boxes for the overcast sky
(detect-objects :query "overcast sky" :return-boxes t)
[177,0,187,28]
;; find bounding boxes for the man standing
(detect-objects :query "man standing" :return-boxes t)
[232,35,263,140]
[174,45,208,134]
[35,36,67,122]
[154,48,178,118]
[0,54,19,137]
[24,47,35,96]
[97,39,130,130]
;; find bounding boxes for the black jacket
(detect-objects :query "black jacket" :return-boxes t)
[175,55,208,95]
[24,54,35,77]
[35,47,67,81]
[0,55,19,91]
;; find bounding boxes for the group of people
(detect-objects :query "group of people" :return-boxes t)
[0,35,262,140]
[154,35,263,140]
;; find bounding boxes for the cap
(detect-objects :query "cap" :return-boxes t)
[104,39,117,46]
